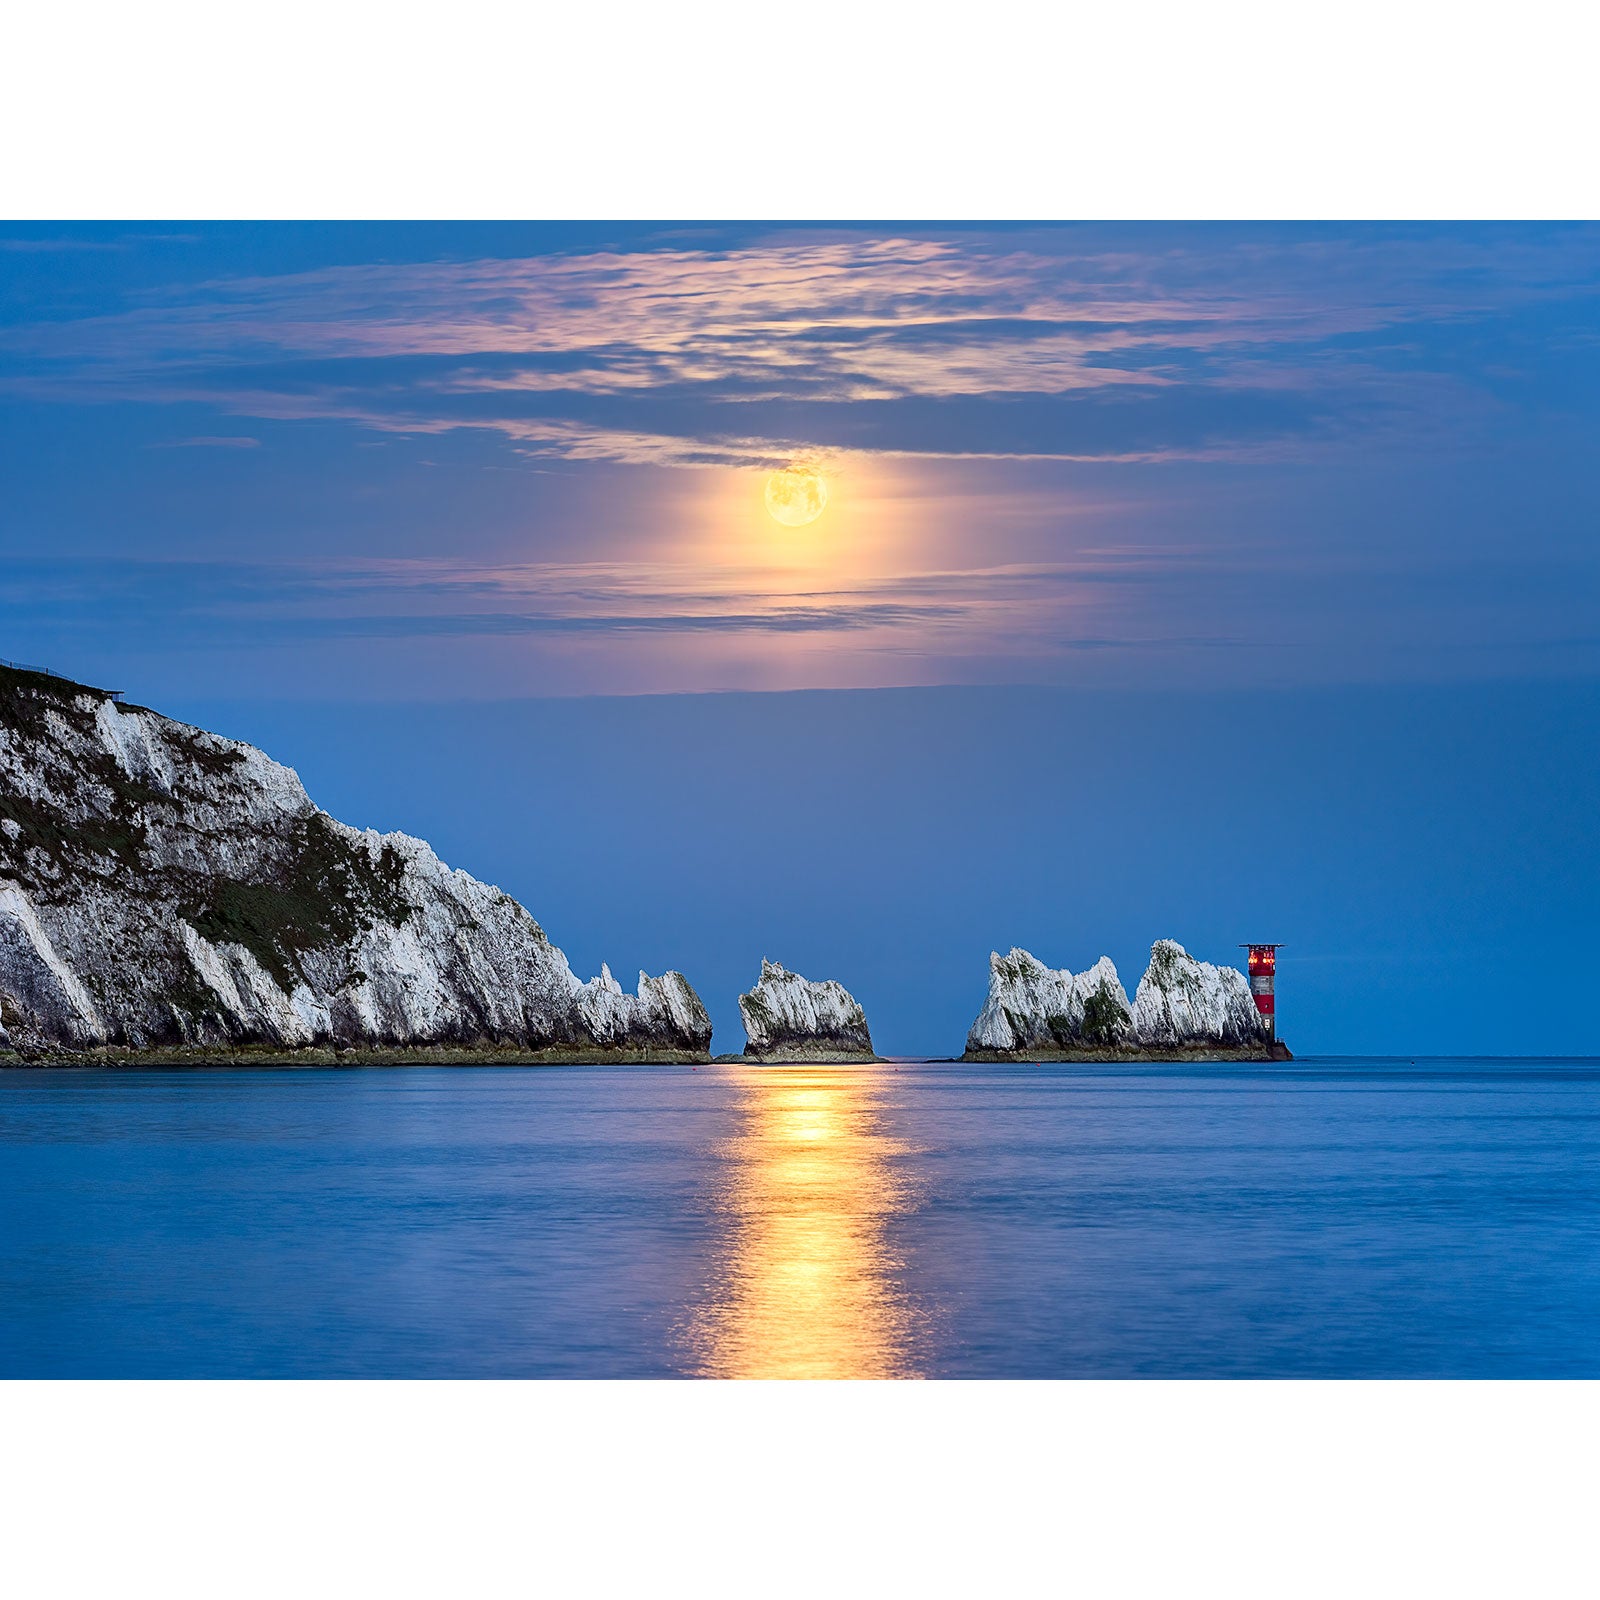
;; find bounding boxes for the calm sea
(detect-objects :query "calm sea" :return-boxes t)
[2,1058,1596,1378]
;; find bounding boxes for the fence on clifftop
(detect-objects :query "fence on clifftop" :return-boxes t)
[0,656,123,701]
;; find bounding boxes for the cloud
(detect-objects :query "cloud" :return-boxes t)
[5,229,1595,466]
[264,603,967,639]
[0,231,199,254]
[149,435,261,449]
[6,534,1596,697]
[0,550,1197,652]
[0,237,129,254]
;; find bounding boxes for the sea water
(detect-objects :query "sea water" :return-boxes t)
[1,1058,1596,1378]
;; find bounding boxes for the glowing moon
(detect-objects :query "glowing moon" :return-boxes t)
[764,468,828,527]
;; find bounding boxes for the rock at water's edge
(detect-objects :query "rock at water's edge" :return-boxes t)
[738,959,875,1060]
[965,948,1133,1055]
[964,939,1275,1060]
[0,664,712,1062]
[1129,939,1268,1050]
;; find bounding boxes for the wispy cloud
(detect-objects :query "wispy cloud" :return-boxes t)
[0,237,130,254]
[6,230,1595,467]
[5,532,1596,699]
[0,231,199,254]
[0,550,1203,649]
[148,435,261,449]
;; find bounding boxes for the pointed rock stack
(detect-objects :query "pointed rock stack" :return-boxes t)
[964,939,1279,1060]
[1130,939,1268,1052]
[737,959,876,1062]
[966,949,1134,1055]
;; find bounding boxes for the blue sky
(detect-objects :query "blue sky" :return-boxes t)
[2,222,1596,1052]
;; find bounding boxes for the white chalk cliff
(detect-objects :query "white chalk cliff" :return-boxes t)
[966,940,1272,1057]
[1130,939,1266,1049]
[966,949,1135,1054]
[0,665,711,1059]
[738,960,874,1059]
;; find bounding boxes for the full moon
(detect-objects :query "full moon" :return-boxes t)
[764,468,828,527]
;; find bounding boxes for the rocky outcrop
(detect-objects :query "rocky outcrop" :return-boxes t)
[0,664,712,1062]
[966,949,1133,1055]
[737,959,875,1061]
[1130,939,1267,1051]
[964,939,1277,1060]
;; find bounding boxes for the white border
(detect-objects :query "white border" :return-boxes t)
[3,10,1594,1591]
[3,1380,1593,1596]
[3,2,1597,219]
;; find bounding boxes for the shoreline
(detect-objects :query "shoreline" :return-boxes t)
[0,1043,714,1069]
[1,1041,1294,1068]
[962,1041,1293,1063]
[729,1048,882,1065]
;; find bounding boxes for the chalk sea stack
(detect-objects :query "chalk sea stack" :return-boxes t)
[965,949,1135,1056]
[737,960,875,1062]
[1131,939,1274,1053]
[0,663,712,1064]
[965,939,1287,1061]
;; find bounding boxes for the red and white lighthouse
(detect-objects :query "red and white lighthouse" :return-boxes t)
[1241,944,1280,1037]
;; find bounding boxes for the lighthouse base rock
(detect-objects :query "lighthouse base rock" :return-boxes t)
[964,940,1288,1061]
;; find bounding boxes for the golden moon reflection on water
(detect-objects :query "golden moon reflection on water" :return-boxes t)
[681,1063,929,1378]
[763,467,828,527]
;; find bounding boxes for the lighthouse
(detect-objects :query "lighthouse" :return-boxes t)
[1240,944,1281,1037]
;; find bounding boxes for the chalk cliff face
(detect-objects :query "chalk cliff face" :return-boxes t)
[738,960,874,1060]
[0,665,712,1061]
[966,949,1133,1054]
[1130,939,1267,1049]
[966,939,1272,1058]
